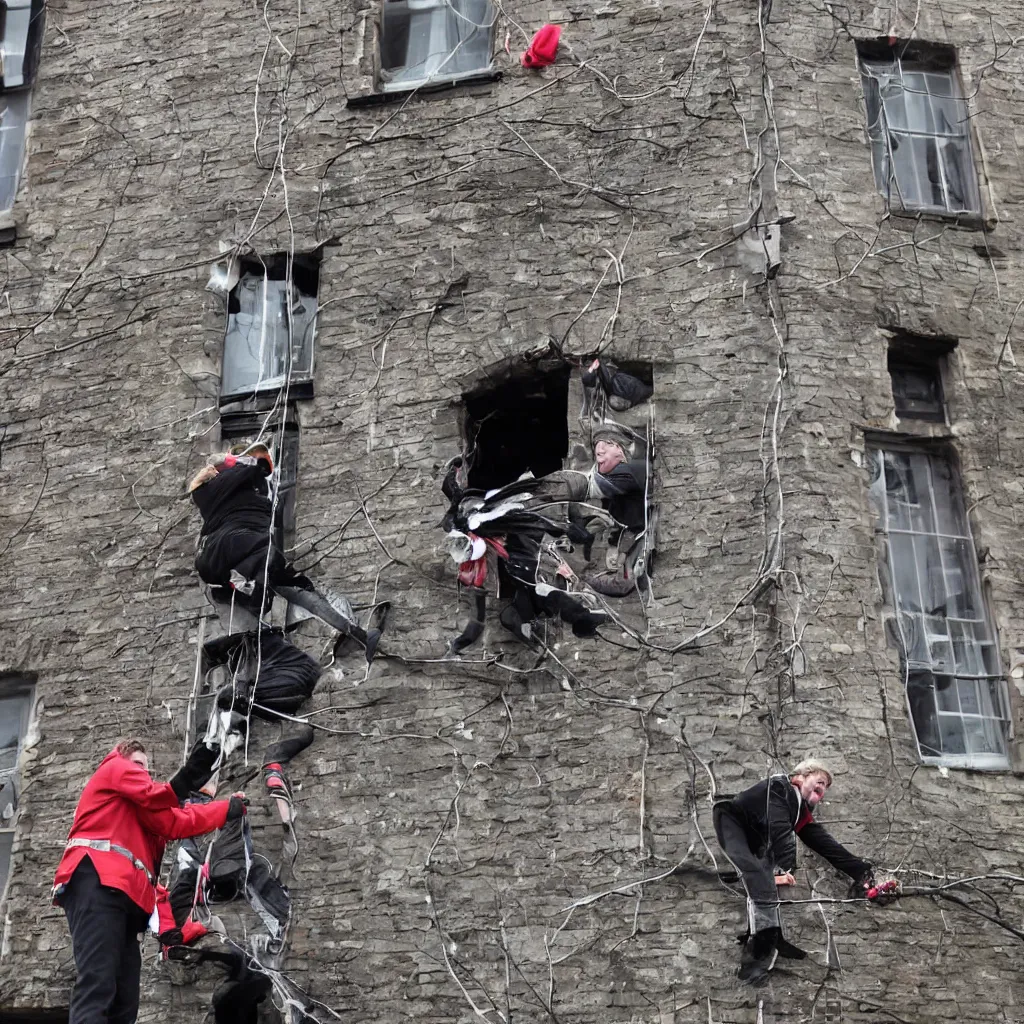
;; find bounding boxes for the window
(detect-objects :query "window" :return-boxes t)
[859,42,980,217]
[220,415,300,556]
[2,0,45,89]
[463,363,570,491]
[0,0,43,241]
[380,0,494,92]
[887,340,951,423]
[0,91,28,214]
[0,680,34,894]
[221,254,319,403]
[868,445,1010,767]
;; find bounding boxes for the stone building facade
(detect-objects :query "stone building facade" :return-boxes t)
[2,0,1024,1022]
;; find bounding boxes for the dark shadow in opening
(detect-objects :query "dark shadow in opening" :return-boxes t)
[463,366,570,491]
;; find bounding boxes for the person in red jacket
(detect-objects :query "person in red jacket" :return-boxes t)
[52,739,246,1024]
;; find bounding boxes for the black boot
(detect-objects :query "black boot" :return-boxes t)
[775,932,807,960]
[332,602,389,664]
[737,929,778,985]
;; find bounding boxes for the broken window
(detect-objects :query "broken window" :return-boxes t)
[463,363,570,492]
[887,338,951,423]
[868,444,1010,767]
[380,0,494,92]
[221,254,319,403]
[859,42,980,217]
[0,0,43,243]
[0,680,34,894]
[0,90,28,214]
[220,415,300,556]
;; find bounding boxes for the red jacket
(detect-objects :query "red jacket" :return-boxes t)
[53,749,231,913]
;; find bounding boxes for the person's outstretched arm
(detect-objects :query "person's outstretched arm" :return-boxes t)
[136,795,244,842]
[797,819,872,879]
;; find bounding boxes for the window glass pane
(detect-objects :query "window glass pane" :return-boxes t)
[887,132,922,207]
[884,450,935,532]
[934,674,959,712]
[889,534,922,611]
[899,611,928,665]
[925,617,954,674]
[382,0,491,85]
[963,715,1003,756]
[924,70,953,97]
[0,695,28,771]
[981,679,1008,719]
[941,543,977,615]
[380,1,413,70]
[445,0,491,75]
[862,74,884,134]
[907,672,941,755]
[0,775,16,823]
[0,91,28,212]
[930,93,963,135]
[877,74,908,130]
[929,460,967,536]
[289,286,317,379]
[915,535,946,615]
[0,831,11,891]
[940,137,974,211]
[956,678,980,714]
[900,72,933,132]
[223,272,316,397]
[938,713,967,755]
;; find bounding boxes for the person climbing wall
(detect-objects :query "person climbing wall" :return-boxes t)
[188,442,388,663]
[712,759,875,985]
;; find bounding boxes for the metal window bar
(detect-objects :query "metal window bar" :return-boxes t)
[869,447,1009,767]
[861,59,980,215]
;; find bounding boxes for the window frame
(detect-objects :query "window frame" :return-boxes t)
[867,439,1011,769]
[219,253,320,408]
[377,0,496,94]
[857,40,982,221]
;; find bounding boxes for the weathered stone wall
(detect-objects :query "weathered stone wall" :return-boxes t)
[2,0,1024,1021]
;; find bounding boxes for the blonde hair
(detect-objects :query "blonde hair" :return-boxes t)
[790,759,833,786]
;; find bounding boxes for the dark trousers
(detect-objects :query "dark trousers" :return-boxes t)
[713,807,781,934]
[62,858,149,1024]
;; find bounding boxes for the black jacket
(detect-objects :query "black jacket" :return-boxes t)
[719,775,870,879]
[592,460,648,533]
[192,463,273,536]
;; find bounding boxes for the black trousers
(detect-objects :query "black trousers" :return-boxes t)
[713,806,781,934]
[62,858,150,1024]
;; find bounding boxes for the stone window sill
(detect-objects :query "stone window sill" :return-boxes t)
[346,70,502,108]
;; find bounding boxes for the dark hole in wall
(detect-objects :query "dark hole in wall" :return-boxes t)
[886,333,955,423]
[226,253,321,317]
[856,37,958,69]
[463,366,570,491]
